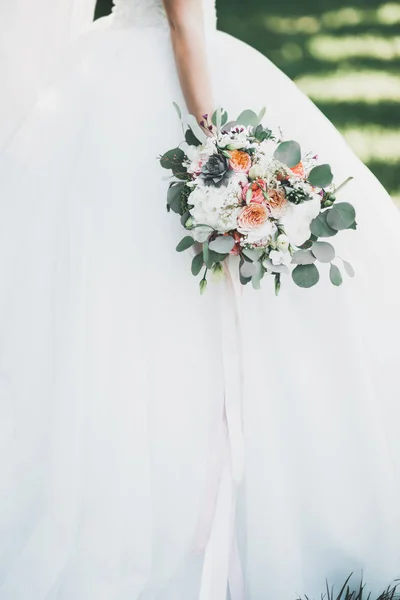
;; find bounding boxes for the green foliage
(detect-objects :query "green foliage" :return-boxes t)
[308,164,334,188]
[296,572,400,600]
[176,236,194,252]
[292,263,320,288]
[274,140,302,168]
[310,211,338,237]
[326,202,356,230]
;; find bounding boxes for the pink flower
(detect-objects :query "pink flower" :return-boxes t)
[242,179,267,205]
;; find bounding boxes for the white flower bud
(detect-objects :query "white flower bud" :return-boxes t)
[276,234,290,252]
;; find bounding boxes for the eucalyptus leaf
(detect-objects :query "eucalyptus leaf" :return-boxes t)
[176,236,194,252]
[262,257,289,274]
[240,260,261,279]
[211,108,222,129]
[273,140,301,168]
[167,182,185,214]
[191,252,204,276]
[243,247,263,262]
[329,263,343,286]
[160,148,185,170]
[203,242,210,265]
[291,249,316,265]
[187,114,207,143]
[236,109,259,127]
[180,211,191,227]
[311,241,335,263]
[211,107,228,129]
[310,211,337,238]
[192,225,213,243]
[343,260,355,278]
[173,102,182,120]
[209,235,235,253]
[209,250,228,264]
[185,127,202,147]
[252,272,263,290]
[257,106,266,124]
[292,264,320,288]
[307,164,334,188]
[326,202,356,230]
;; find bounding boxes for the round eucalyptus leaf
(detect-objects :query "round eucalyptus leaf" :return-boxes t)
[209,250,228,264]
[243,247,263,262]
[343,260,355,278]
[160,148,185,170]
[192,225,213,243]
[326,202,356,231]
[307,164,334,188]
[176,236,195,252]
[329,264,343,286]
[209,235,235,253]
[311,241,335,263]
[291,249,316,265]
[191,252,204,276]
[292,264,320,288]
[273,140,301,168]
[240,260,261,279]
[310,211,337,238]
[167,182,184,214]
[236,109,259,127]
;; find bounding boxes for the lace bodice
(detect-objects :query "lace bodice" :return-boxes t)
[112,0,217,30]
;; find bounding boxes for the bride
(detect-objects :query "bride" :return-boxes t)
[1,1,400,599]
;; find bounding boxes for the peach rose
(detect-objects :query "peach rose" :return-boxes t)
[229,150,252,173]
[242,179,267,205]
[237,203,268,231]
[265,188,287,217]
[291,161,305,178]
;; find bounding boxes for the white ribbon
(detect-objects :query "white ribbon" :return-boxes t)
[193,258,245,600]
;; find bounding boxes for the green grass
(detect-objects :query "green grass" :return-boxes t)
[217,0,400,202]
[94,0,400,202]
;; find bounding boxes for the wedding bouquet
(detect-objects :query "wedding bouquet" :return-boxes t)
[160,106,356,294]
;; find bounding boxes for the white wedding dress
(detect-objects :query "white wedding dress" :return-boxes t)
[1,1,400,599]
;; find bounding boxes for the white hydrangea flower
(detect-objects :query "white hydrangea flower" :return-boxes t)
[282,193,321,246]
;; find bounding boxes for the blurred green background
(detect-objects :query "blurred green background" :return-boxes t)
[95,0,400,203]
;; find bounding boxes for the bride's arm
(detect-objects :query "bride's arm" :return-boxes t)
[163,0,214,123]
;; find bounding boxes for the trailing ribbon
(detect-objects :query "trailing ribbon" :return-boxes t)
[193,258,245,600]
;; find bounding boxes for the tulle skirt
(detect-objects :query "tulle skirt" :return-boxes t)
[0,16,400,600]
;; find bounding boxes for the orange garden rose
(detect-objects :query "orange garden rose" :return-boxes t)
[265,188,287,216]
[291,161,305,178]
[229,150,252,173]
[242,179,267,205]
[237,203,269,231]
